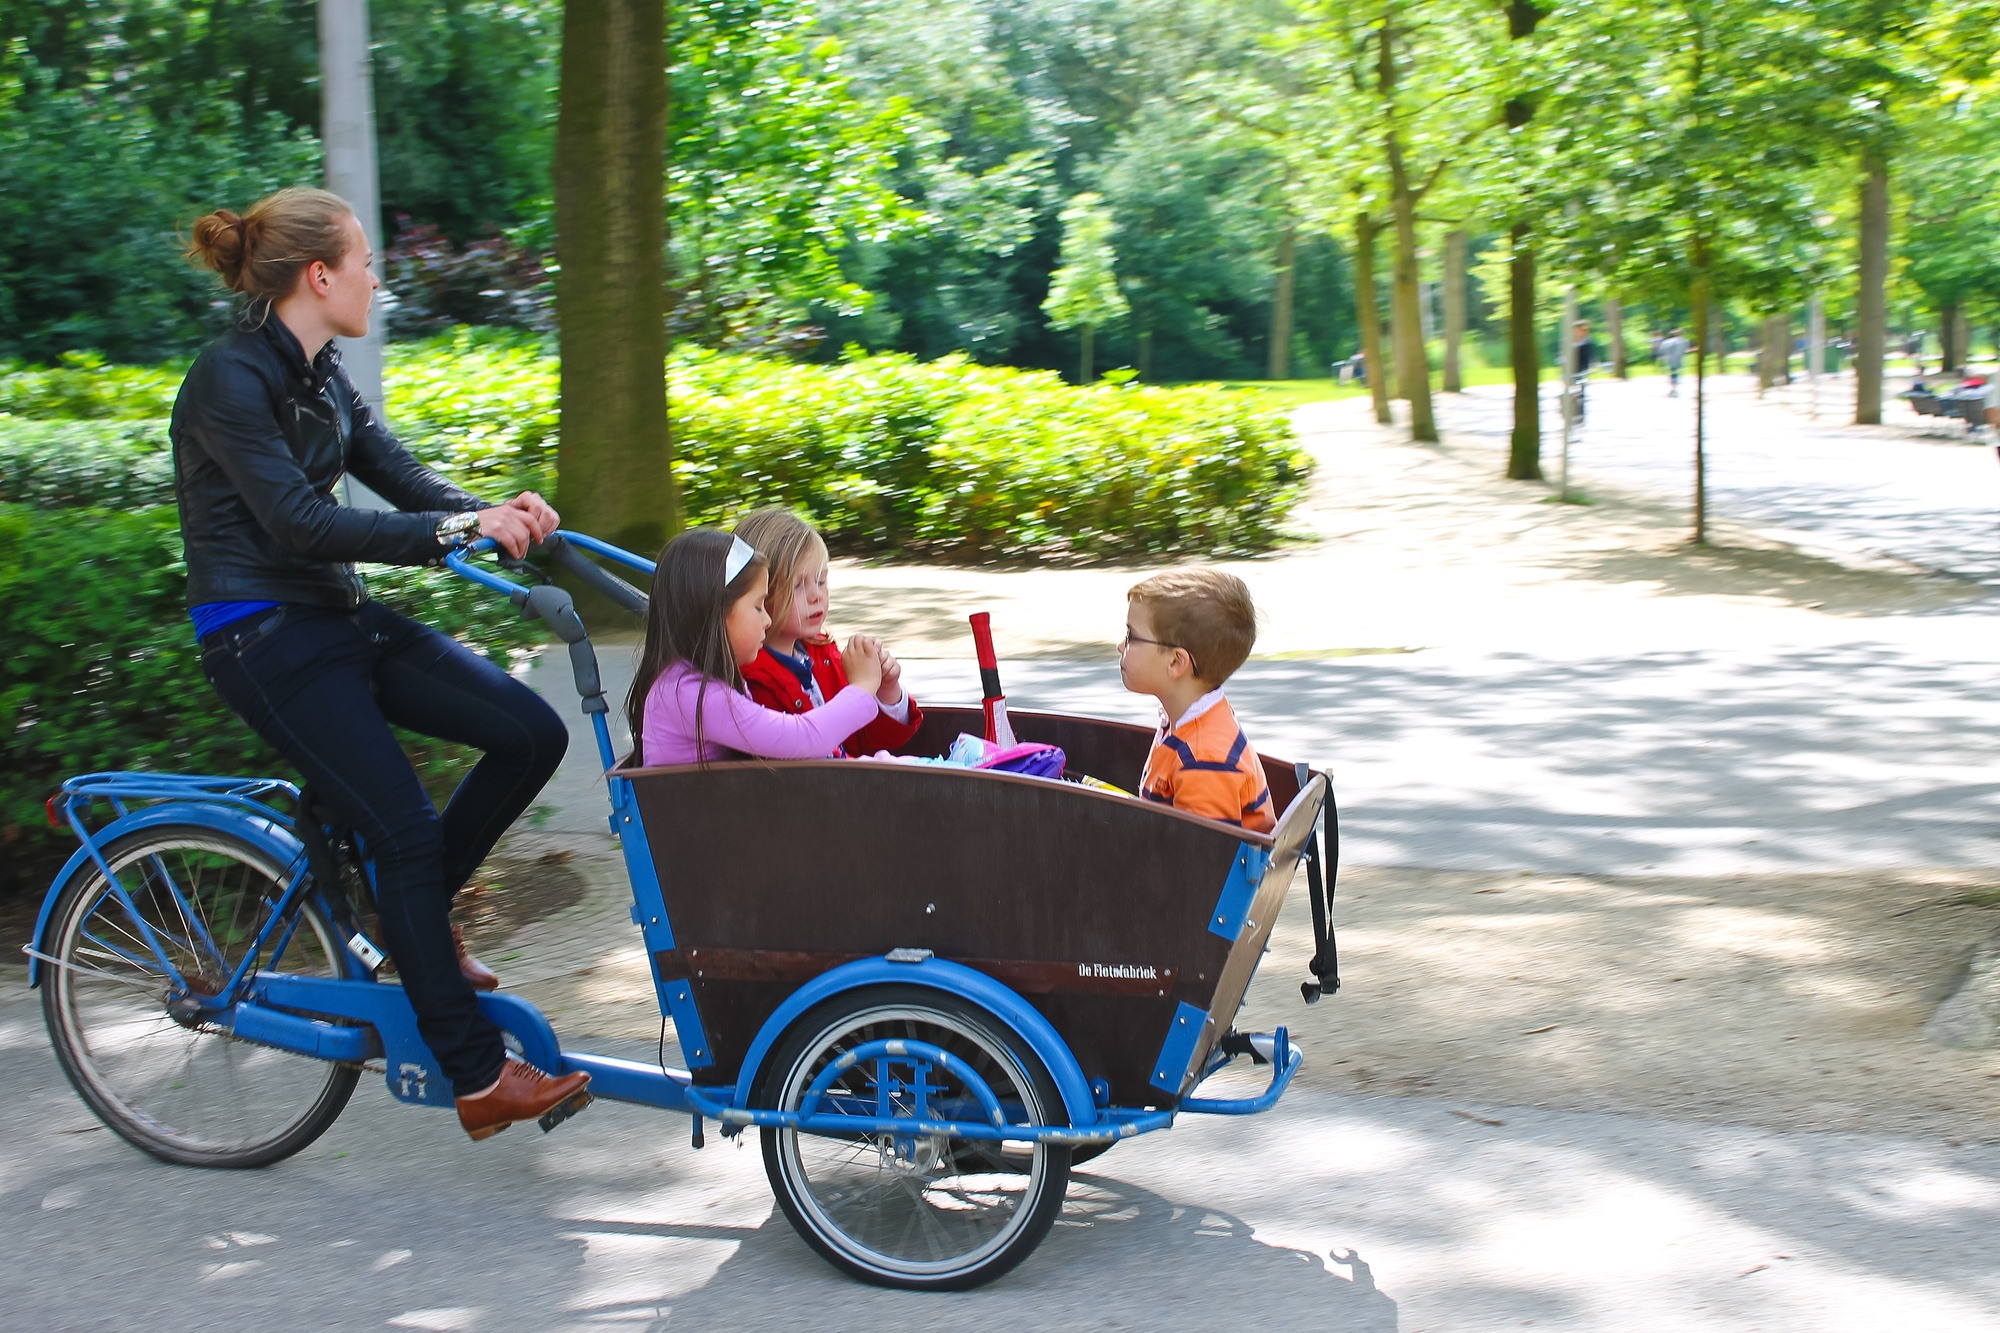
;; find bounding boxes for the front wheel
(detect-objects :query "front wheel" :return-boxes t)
[757,986,1072,1290]
[40,824,360,1168]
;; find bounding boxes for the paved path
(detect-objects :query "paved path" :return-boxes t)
[1446,375,2000,586]
[5,973,1997,1332]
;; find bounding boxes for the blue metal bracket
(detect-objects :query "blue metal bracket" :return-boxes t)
[1178,1029,1302,1116]
[1149,1000,1210,1096]
[608,774,713,1068]
[1207,842,1271,941]
[682,1079,1171,1146]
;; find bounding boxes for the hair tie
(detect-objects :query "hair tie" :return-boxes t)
[724,534,756,585]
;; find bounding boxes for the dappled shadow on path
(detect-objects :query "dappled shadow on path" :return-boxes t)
[982,646,2000,874]
[646,1172,1399,1331]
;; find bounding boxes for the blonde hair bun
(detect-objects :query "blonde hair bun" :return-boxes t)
[185,187,355,301]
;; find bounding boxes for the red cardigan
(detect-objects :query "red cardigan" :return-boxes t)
[739,636,925,756]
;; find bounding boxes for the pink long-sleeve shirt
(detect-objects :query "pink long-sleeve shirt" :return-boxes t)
[639,661,880,767]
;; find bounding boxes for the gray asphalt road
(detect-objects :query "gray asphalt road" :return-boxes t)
[5,980,1996,1332]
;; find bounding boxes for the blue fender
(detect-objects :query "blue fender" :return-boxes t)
[28,802,305,987]
[726,956,1100,1131]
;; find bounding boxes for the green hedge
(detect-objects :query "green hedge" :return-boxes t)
[670,350,1308,558]
[2,333,1310,557]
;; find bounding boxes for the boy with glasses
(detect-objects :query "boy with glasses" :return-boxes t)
[1118,569,1275,833]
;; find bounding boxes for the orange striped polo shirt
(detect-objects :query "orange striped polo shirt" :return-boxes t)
[1139,691,1275,833]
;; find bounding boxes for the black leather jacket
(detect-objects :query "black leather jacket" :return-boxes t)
[170,311,488,610]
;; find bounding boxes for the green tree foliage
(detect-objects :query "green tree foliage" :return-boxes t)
[1893,71,2000,363]
[815,0,1358,379]
[669,0,917,343]
[1041,193,1129,379]
[0,0,559,361]
[1547,0,1850,537]
[0,72,318,361]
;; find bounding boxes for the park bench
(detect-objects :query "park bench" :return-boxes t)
[1899,378,1988,431]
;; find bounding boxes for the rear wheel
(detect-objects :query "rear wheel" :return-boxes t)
[40,825,360,1168]
[758,986,1072,1290]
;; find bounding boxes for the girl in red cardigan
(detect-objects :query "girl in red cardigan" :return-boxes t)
[731,507,924,755]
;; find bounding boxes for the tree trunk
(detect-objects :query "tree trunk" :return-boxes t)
[1443,228,1467,392]
[1506,222,1541,480]
[1607,296,1626,378]
[557,0,673,555]
[1389,292,1407,401]
[1355,212,1393,425]
[1080,323,1095,382]
[1137,329,1153,381]
[1855,151,1889,424]
[1503,0,1543,480]
[1268,223,1296,380]
[1940,301,1960,373]
[1384,130,1437,442]
[1757,313,1783,391]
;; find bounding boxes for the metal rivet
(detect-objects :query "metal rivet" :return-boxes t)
[926,903,935,914]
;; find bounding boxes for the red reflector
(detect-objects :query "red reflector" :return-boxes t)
[46,795,63,829]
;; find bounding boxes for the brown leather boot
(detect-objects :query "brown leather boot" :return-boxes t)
[453,925,499,992]
[457,1059,592,1141]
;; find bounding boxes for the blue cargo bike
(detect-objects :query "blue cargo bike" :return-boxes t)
[27,532,1339,1290]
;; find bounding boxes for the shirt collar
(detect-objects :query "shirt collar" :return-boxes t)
[1159,686,1228,736]
[253,305,341,386]
[767,643,814,693]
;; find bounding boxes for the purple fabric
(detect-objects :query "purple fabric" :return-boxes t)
[975,742,1066,778]
[639,661,878,766]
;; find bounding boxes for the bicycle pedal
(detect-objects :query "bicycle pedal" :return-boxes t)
[538,1091,594,1134]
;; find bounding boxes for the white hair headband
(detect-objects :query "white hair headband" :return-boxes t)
[723,534,756,585]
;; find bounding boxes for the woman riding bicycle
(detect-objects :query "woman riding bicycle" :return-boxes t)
[175,186,588,1140]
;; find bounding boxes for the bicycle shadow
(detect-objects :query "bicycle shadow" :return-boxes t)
[595,1170,1399,1331]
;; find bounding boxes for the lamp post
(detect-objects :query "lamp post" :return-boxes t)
[319,0,390,508]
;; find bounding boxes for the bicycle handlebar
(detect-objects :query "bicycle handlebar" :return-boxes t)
[439,531,658,759]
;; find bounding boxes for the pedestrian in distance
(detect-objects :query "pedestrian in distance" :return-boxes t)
[1658,327,1691,397]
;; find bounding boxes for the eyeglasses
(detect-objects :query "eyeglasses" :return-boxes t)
[1119,632,1198,674]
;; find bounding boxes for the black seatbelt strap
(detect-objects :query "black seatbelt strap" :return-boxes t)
[1295,762,1341,1003]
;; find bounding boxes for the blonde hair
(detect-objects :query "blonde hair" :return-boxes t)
[732,507,828,633]
[1127,568,1257,686]
[185,187,356,303]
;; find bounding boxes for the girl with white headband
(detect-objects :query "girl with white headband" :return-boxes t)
[628,528,887,767]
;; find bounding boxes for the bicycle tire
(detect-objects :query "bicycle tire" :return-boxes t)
[40,824,360,1168]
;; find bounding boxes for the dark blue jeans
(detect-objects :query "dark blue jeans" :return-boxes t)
[201,600,569,1095]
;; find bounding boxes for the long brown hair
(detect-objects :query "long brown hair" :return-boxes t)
[625,528,768,765]
[185,187,355,309]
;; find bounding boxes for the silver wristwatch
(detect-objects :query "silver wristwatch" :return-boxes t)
[435,511,481,548]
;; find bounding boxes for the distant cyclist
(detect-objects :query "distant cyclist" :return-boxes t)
[176,186,588,1140]
[1569,320,1601,421]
